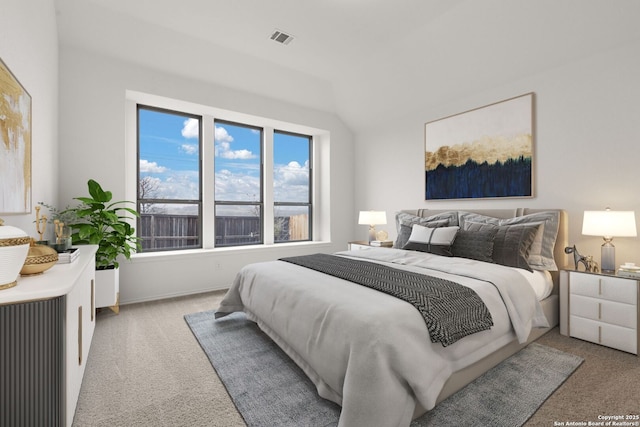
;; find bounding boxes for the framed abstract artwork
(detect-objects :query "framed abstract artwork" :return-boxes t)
[425,93,533,200]
[0,57,32,213]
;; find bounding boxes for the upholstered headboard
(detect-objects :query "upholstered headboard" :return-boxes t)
[398,208,569,292]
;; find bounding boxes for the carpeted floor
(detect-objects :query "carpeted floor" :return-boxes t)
[73,290,640,427]
[185,311,583,427]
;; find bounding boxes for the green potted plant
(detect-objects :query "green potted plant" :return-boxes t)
[65,179,141,311]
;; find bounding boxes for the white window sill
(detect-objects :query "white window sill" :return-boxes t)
[129,240,334,264]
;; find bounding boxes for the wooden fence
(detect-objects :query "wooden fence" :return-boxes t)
[139,214,308,251]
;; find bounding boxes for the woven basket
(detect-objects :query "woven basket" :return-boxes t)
[19,243,59,276]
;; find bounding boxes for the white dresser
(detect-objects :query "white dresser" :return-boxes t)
[0,245,98,426]
[560,269,639,355]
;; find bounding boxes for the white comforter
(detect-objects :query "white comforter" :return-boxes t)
[216,247,549,427]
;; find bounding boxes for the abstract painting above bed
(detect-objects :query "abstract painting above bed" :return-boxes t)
[424,93,534,200]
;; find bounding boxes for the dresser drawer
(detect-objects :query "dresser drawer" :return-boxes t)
[570,294,637,329]
[569,272,638,305]
[570,315,637,354]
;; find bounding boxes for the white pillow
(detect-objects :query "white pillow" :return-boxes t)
[403,225,460,256]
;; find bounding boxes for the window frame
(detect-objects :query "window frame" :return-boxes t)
[214,119,265,247]
[127,92,325,253]
[273,129,313,244]
[136,104,203,252]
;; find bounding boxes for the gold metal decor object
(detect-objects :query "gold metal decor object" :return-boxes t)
[20,239,59,276]
[54,219,64,242]
[0,280,17,291]
[35,205,48,242]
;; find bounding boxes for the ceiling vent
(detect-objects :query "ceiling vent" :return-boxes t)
[269,30,294,45]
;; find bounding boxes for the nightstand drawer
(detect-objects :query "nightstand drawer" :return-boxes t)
[570,294,637,329]
[570,315,637,354]
[569,272,637,305]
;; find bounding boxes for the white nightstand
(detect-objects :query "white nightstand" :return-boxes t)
[560,268,639,355]
[348,241,371,250]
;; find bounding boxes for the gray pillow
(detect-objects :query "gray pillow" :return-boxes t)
[465,221,540,271]
[394,211,454,248]
[499,212,560,271]
[459,211,560,271]
[451,228,497,262]
[493,224,540,272]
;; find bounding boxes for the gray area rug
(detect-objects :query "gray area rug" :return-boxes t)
[185,311,583,427]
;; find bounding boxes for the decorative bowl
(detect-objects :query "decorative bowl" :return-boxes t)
[20,241,59,276]
[0,218,31,290]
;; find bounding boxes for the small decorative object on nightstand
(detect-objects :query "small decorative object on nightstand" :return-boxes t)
[370,240,393,247]
[617,263,640,279]
[564,245,599,272]
[560,268,638,355]
[358,211,387,243]
[582,208,637,274]
[375,229,389,241]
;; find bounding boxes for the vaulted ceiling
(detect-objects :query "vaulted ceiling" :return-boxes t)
[54,0,640,131]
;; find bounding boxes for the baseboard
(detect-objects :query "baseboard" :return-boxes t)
[119,286,230,306]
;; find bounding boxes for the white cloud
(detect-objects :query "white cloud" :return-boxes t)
[215,126,256,159]
[215,170,261,202]
[141,176,162,186]
[180,144,198,155]
[161,172,200,200]
[219,147,255,159]
[275,161,309,186]
[140,159,167,173]
[181,118,199,139]
[273,160,309,202]
[215,126,234,143]
[141,171,199,201]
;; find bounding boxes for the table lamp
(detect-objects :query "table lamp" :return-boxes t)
[582,208,637,273]
[358,211,387,243]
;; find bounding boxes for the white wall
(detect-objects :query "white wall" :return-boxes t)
[58,46,355,304]
[0,0,59,233]
[353,37,640,269]
[10,1,636,303]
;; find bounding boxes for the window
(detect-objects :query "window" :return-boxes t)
[273,131,312,242]
[214,120,263,247]
[137,106,202,251]
[134,98,316,252]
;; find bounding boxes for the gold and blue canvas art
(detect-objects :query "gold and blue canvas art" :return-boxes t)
[0,57,32,213]
[425,93,533,200]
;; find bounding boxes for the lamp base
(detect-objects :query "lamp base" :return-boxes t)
[368,226,376,243]
[600,240,615,274]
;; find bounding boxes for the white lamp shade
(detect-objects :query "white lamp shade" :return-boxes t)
[358,211,387,225]
[582,210,637,237]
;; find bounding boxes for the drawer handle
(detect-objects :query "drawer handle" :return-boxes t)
[78,305,83,365]
[598,279,602,296]
[598,325,602,344]
[598,302,602,320]
[91,279,95,322]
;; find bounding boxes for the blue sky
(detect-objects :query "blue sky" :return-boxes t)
[138,108,310,205]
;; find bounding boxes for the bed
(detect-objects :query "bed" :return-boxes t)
[216,208,568,427]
